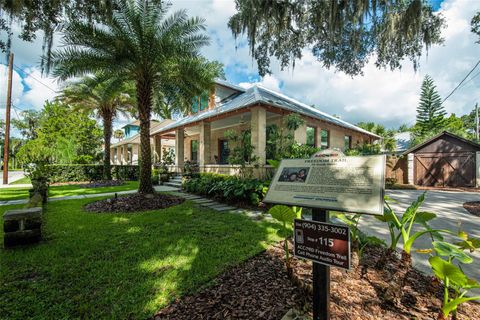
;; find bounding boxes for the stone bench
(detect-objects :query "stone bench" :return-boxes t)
[3,207,42,248]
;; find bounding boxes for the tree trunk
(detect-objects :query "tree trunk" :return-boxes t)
[136,75,154,194]
[102,109,113,181]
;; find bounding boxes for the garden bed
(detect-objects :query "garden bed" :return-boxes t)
[463,201,480,216]
[153,242,480,320]
[85,193,184,213]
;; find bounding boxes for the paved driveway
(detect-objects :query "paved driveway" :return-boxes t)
[358,189,480,282]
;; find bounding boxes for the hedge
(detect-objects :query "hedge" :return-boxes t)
[182,173,267,206]
[47,164,139,183]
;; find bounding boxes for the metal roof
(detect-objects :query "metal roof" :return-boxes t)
[151,84,380,138]
[401,131,480,155]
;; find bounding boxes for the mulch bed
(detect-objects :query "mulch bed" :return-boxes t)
[463,201,480,216]
[153,242,480,320]
[84,193,184,213]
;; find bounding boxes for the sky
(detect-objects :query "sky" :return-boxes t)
[0,0,479,137]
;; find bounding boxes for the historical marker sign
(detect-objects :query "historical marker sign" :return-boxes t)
[264,155,386,215]
[294,219,350,270]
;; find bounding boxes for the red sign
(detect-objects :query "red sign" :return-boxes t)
[293,219,350,270]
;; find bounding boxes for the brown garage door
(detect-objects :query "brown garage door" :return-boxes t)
[414,153,476,187]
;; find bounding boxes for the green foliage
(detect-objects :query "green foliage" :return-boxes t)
[50,0,220,193]
[16,101,103,166]
[0,198,279,319]
[183,173,266,206]
[268,205,301,263]
[161,148,175,166]
[429,254,480,318]
[266,114,314,161]
[229,0,444,76]
[11,110,41,140]
[378,192,445,256]
[355,121,396,153]
[224,129,258,174]
[46,164,139,183]
[415,75,447,137]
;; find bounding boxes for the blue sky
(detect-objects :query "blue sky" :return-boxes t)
[1,0,479,136]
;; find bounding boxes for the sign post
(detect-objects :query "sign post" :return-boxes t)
[264,151,385,320]
[312,208,329,320]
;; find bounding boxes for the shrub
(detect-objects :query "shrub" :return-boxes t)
[46,164,139,183]
[182,173,267,205]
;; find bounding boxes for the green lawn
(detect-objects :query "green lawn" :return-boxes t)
[0,197,279,319]
[0,181,139,201]
[9,176,31,185]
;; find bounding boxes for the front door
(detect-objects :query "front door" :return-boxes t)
[218,140,229,164]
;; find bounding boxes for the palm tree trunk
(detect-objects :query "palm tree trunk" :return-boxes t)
[136,75,154,194]
[103,110,113,181]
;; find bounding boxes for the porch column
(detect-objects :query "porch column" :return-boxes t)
[199,121,211,167]
[175,128,185,171]
[294,123,307,145]
[250,106,266,165]
[132,144,139,164]
[316,126,322,149]
[116,146,122,165]
[154,135,162,163]
[123,144,129,164]
[110,148,115,164]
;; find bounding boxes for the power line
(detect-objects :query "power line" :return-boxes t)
[13,63,58,93]
[442,58,480,104]
[457,69,480,90]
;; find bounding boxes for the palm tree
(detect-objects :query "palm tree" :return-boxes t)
[49,0,218,194]
[59,74,135,180]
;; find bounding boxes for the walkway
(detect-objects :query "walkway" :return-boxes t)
[0,171,27,186]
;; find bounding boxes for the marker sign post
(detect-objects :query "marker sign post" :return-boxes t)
[264,151,385,320]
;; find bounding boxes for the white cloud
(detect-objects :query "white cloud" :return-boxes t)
[239,74,281,91]
[1,0,479,131]
[20,67,59,109]
[242,0,480,128]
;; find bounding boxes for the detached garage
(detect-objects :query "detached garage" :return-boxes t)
[404,131,480,188]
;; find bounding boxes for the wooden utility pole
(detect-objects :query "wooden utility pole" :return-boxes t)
[475,103,479,140]
[3,52,13,185]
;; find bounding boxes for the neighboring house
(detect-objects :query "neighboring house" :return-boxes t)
[110,119,174,165]
[393,132,412,154]
[402,131,480,188]
[150,79,380,177]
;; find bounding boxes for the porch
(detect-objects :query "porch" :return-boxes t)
[151,104,371,179]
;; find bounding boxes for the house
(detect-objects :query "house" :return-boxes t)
[150,79,379,177]
[393,132,412,154]
[110,119,174,165]
[402,131,480,188]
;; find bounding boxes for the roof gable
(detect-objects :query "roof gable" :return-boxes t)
[403,131,480,155]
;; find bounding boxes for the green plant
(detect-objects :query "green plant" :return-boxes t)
[268,205,302,264]
[182,173,267,206]
[334,212,386,257]
[421,230,480,319]
[377,192,445,262]
[162,148,175,165]
[429,256,480,319]
[224,129,258,175]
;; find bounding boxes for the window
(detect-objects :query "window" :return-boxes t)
[191,140,198,162]
[306,126,316,147]
[344,135,352,151]
[200,92,209,111]
[191,91,210,113]
[191,97,199,113]
[320,129,329,149]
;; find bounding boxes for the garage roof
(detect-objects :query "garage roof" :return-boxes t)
[402,131,480,155]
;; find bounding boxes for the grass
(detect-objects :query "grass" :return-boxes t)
[9,176,31,185]
[0,197,280,319]
[0,181,139,201]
